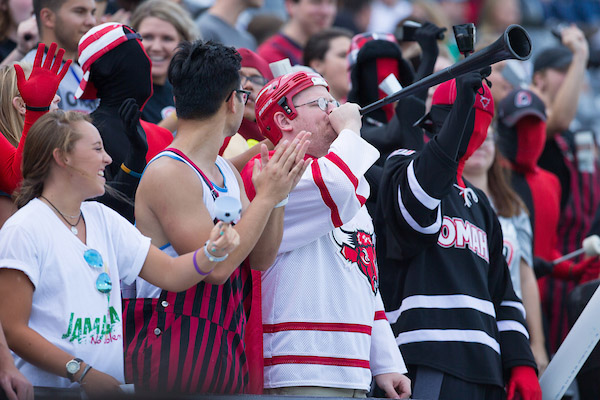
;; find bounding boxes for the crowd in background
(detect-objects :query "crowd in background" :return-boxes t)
[0,0,600,399]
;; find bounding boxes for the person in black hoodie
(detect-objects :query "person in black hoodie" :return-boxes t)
[375,70,541,399]
[347,23,445,216]
[74,22,173,222]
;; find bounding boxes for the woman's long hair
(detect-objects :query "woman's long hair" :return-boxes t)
[14,111,88,208]
[488,150,528,218]
[0,63,30,147]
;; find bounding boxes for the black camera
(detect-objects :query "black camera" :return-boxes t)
[453,23,476,56]
[396,21,422,42]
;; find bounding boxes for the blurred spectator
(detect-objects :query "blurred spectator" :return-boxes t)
[195,0,260,50]
[531,26,600,353]
[478,0,521,38]
[246,13,284,46]
[237,48,272,145]
[22,0,97,113]
[333,0,372,35]
[303,27,352,102]
[347,33,414,125]
[435,0,468,26]
[130,0,198,124]
[463,126,549,375]
[402,0,455,61]
[366,0,412,34]
[0,0,38,65]
[257,0,336,65]
[542,0,600,25]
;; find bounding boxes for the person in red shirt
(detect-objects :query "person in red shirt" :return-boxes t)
[257,0,336,65]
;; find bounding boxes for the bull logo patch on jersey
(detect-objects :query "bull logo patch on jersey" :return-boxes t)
[331,228,379,294]
[438,216,489,262]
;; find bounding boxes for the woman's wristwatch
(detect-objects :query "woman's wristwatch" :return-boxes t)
[66,358,83,381]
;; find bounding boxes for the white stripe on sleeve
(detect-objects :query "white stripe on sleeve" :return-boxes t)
[398,187,442,234]
[500,300,526,319]
[407,160,440,210]
[497,320,529,339]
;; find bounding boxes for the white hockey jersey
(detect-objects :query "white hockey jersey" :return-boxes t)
[261,129,406,390]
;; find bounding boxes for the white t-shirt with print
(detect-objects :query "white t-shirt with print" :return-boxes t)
[0,199,151,388]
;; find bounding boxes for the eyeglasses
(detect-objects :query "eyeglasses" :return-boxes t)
[225,89,251,105]
[294,97,340,112]
[240,73,267,87]
[84,249,112,295]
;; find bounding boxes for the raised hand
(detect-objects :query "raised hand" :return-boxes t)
[118,98,148,154]
[252,131,312,205]
[455,68,487,107]
[561,25,588,61]
[329,102,362,135]
[14,43,71,109]
[415,21,446,56]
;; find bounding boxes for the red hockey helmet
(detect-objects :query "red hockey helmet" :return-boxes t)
[255,71,329,144]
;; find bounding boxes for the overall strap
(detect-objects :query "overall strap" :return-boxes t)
[161,147,219,200]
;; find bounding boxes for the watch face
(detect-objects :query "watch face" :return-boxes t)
[66,360,80,374]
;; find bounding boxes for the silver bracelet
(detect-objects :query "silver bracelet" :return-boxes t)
[78,364,93,384]
[204,241,229,262]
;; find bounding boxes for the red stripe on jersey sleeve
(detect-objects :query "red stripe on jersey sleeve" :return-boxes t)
[374,311,387,321]
[263,321,372,335]
[325,153,359,188]
[264,355,370,369]
[325,152,367,206]
[312,161,343,227]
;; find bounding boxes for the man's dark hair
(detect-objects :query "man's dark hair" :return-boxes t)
[169,40,242,120]
[33,0,68,30]
[303,27,353,66]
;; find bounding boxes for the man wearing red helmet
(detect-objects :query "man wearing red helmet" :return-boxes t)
[375,69,541,399]
[241,70,411,398]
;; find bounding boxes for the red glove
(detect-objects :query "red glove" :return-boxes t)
[507,366,541,400]
[553,256,600,281]
[1,43,72,195]
[14,42,71,109]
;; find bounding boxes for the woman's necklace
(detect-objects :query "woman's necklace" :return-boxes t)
[39,195,82,235]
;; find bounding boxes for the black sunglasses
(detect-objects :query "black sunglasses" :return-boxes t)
[225,89,251,105]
